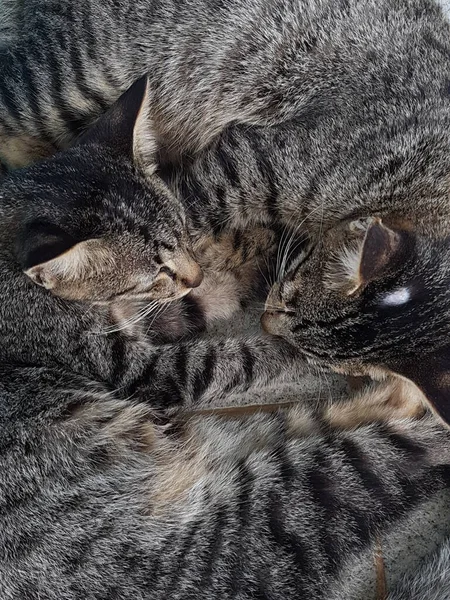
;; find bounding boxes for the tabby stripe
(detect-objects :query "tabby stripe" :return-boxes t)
[125,353,160,398]
[81,9,99,62]
[272,437,296,490]
[69,41,111,115]
[387,431,427,460]
[306,447,343,573]
[246,132,280,221]
[16,53,46,135]
[191,347,216,401]
[163,518,203,595]
[230,461,255,596]
[216,144,241,189]
[198,507,227,590]
[110,335,129,383]
[213,186,229,234]
[241,342,255,384]
[0,54,23,126]
[340,438,397,517]
[267,490,311,585]
[175,344,189,388]
[37,24,79,138]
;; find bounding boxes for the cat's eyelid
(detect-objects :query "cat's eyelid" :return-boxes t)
[380,286,411,307]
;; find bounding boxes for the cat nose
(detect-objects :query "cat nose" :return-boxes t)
[180,266,203,288]
[166,251,203,289]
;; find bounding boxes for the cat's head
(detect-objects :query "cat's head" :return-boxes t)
[262,216,450,425]
[4,77,203,304]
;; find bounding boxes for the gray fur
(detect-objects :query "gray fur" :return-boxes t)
[388,536,450,600]
[2,0,450,418]
[2,371,450,599]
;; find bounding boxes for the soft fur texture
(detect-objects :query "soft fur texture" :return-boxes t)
[1,373,450,599]
[1,0,450,421]
[388,535,450,600]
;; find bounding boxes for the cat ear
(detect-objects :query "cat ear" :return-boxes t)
[25,239,112,291]
[393,348,450,427]
[18,220,111,290]
[76,76,159,175]
[325,217,405,295]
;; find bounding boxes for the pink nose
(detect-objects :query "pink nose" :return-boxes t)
[181,267,203,289]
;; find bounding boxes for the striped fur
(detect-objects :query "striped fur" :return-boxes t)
[388,536,450,600]
[3,0,450,421]
[1,369,450,599]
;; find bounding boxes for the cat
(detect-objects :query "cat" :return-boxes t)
[1,0,450,423]
[1,359,449,600]
[0,104,303,425]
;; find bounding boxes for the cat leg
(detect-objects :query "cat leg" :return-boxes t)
[324,377,426,430]
[119,334,305,413]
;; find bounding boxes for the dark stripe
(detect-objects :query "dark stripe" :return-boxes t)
[267,490,310,582]
[388,431,427,460]
[230,461,255,596]
[198,507,227,590]
[69,43,111,114]
[340,437,397,517]
[0,52,23,124]
[163,518,203,595]
[272,438,296,490]
[241,343,255,385]
[191,347,216,401]
[125,353,160,397]
[175,345,189,387]
[216,144,241,189]
[306,447,342,573]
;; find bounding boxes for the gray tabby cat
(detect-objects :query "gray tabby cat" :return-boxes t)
[2,352,450,600]
[1,0,450,423]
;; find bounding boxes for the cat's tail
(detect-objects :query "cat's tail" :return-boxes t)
[387,536,450,600]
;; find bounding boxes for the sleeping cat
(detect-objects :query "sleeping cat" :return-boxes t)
[1,0,450,422]
[0,121,301,421]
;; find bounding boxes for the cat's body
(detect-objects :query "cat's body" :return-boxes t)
[1,369,449,600]
[0,0,449,169]
[1,0,450,420]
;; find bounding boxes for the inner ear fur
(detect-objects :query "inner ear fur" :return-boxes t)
[76,76,159,175]
[325,217,409,295]
[24,239,113,290]
[393,347,450,427]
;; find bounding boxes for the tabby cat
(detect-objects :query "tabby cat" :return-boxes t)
[1,351,450,600]
[1,0,450,422]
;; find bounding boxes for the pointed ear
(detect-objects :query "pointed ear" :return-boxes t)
[24,239,113,291]
[76,76,159,175]
[17,220,78,271]
[394,348,450,427]
[325,217,407,295]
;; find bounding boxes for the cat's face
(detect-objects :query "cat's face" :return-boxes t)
[262,216,450,425]
[6,152,202,304]
[7,77,203,305]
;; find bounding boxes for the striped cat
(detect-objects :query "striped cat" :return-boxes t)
[1,363,449,599]
[1,0,450,423]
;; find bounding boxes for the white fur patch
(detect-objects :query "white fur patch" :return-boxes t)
[380,287,411,307]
